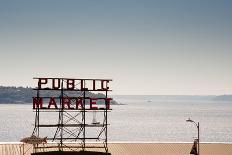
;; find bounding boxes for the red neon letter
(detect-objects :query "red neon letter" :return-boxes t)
[76,98,83,109]
[90,98,98,110]
[38,78,48,89]
[52,78,60,89]
[33,97,43,109]
[48,97,58,109]
[67,79,75,90]
[106,98,112,109]
[101,80,109,90]
[62,97,71,109]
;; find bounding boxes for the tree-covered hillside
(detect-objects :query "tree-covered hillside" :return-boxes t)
[0,86,118,104]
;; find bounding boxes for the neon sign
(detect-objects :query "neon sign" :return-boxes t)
[33,78,112,110]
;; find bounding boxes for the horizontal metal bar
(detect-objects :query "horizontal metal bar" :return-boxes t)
[33,109,112,112]
[33,77,112,81]
[33,89,112,91]
[35,146,106,149]
[46,138,102,140]
[32,97,111,99]
[37,124,109,127]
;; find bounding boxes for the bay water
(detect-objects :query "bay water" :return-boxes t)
[0,95,232,143]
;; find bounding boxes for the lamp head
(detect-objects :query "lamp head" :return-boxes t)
[186,118,194,122]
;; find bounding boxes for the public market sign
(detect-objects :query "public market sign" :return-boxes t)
[33,78,112,110]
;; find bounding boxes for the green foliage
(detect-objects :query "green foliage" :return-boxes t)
[0,86,117,104]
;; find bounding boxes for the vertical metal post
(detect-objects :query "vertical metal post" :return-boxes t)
[197,122,200,155]
[60,79,64,150]
[83,87,86,150]
[37,90,40,137]
[33,89,40,153]
[105,90,108,152]
[186,118,200,155]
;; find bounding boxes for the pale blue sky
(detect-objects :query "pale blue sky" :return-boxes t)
[0,0,232,95]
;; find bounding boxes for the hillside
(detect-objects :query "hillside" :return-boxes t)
[213,95,232,101]
[0,86,118,104]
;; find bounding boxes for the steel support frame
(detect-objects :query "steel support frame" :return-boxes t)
[32,78,111,153]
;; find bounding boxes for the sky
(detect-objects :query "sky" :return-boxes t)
[0,0,232,95]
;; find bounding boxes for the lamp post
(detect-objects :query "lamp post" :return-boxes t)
[186,118,200,155]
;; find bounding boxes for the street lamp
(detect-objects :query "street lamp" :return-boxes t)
[186,118,200,155]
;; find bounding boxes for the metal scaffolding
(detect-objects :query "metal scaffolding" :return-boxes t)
[32,78,112,153]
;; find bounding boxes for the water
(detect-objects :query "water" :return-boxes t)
[0,95,232,142]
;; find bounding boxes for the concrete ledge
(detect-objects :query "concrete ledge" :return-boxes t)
[32,151,111,155]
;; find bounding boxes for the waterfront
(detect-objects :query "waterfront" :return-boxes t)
[0,95,232,142]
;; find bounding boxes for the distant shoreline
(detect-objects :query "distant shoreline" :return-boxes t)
[0,86,119,104]
[0,86,232,104]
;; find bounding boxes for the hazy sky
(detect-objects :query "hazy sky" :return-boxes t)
[0,0,232,95]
